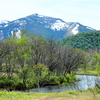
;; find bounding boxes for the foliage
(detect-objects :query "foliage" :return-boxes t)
[0,75,22,90]
[58,31,100,51]
[32,63,49,88]
[0,30,84,90]
[93,53,100,75]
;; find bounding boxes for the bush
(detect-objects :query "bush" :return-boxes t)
[66,74,77,83]
[0,75,23,90]
[93,88,100,94]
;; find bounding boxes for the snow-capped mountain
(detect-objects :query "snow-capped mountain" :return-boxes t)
[0,13,96,40]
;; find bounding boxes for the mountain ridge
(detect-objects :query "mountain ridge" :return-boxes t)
[0,13,96,40]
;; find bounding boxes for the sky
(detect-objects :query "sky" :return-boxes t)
[0,0,100,30]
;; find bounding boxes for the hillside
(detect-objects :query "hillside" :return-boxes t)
[0,13,95,40]
[58,31,100,50]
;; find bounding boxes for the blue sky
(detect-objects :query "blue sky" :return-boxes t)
[0,0,100,30]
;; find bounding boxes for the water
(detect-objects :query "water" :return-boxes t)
[27,75,100,93]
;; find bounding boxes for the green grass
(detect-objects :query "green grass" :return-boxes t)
[0,89,100,100]
[76,68,100,76]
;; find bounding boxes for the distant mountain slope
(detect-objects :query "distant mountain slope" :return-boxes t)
[58,31,100,50]
[0,13,96,40]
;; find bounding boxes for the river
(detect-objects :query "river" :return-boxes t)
[27,75,100,93]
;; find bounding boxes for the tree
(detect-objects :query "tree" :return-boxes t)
[1,40,17,79]
[15,36,30,68]
[61,47,84,75]
[93,53,100,75]
[15,36,31,89]
[45,38,62,74]
[33,63,48,89]
[29,35,47,65]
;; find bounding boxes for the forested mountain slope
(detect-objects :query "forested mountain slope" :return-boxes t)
[58,31,100,50]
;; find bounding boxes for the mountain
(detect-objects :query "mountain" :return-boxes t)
[0,13,96,40]
[58,31,100,51]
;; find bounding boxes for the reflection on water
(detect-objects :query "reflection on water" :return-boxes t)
[27,75,100,93]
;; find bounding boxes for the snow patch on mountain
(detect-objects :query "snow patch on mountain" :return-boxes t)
[0,30,4,40]
[40,22,43,24]
[38,14,44,17]
[14,20,20,23]
[14,20,27,26]
[20,20,27,26]
[44,21,47,23]
[86,26,95,31]
[11,30,21,38]
[4,24,8,27]
[51,20,69,31]
[15,30,21,38]
[0,20,9,24]
[68,23,77,29]
[71,24,79,35]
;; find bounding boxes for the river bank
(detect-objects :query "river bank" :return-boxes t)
[25,75,100,93]
[1,74,100,100]
[0,88,100,100]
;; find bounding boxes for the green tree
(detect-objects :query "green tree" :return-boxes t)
[29,35,47,65]
[93,53,100,75]
[33,63,48,88]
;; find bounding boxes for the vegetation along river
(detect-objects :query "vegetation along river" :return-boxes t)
[26,75,100,93]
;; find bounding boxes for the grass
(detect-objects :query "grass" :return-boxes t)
[0,89,100,100]
[76,68,100,76]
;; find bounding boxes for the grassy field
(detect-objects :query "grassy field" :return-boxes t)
[0,89,100,100]
[76,68,100,76]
